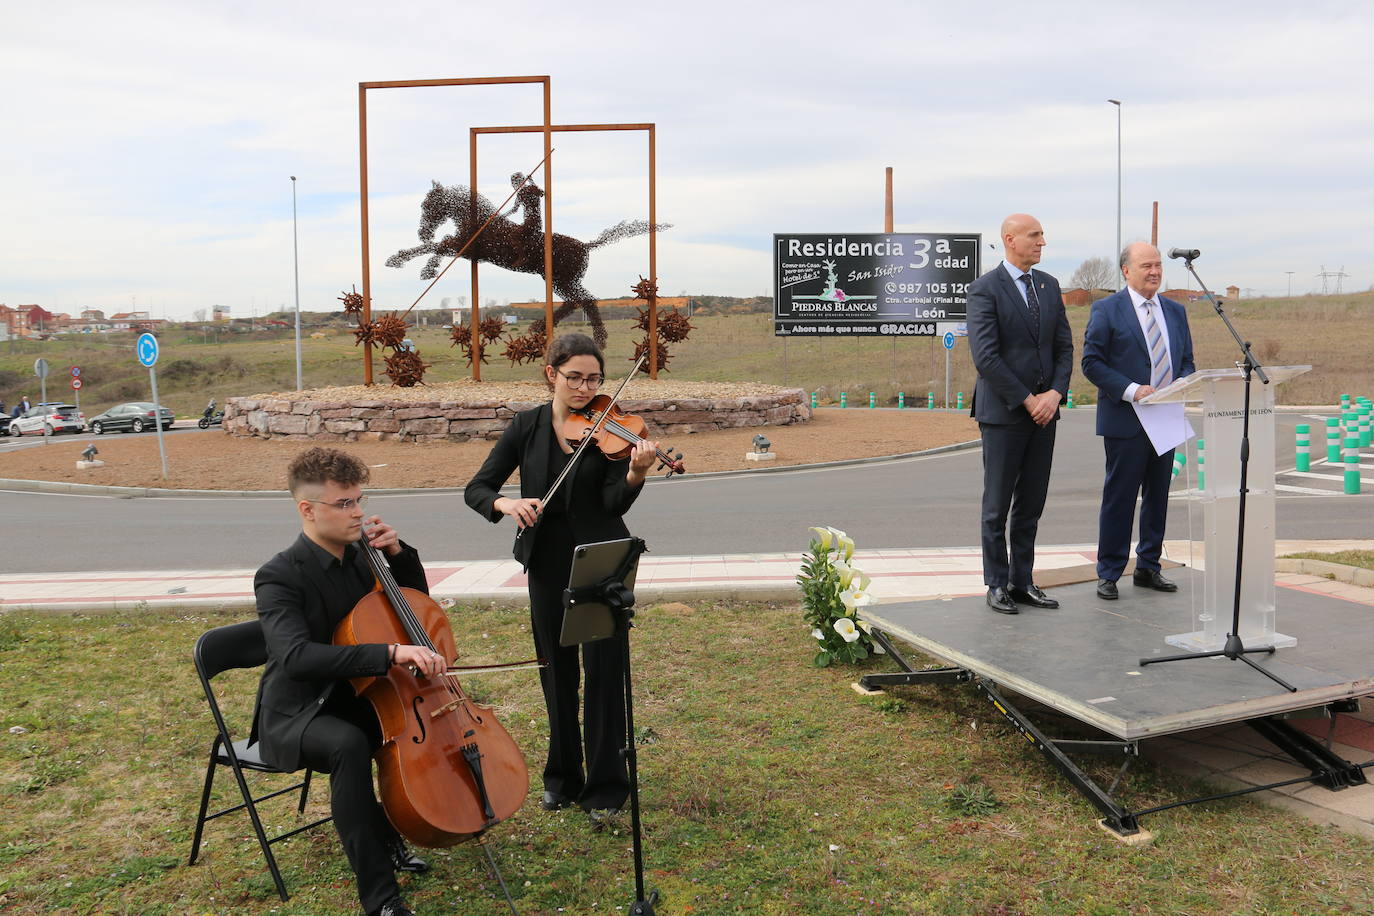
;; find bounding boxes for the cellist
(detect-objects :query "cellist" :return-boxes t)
[250,447,444,916]
[465,332,659,829]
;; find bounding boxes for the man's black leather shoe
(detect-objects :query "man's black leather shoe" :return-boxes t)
[388,839,429,874]
[1133,569,1178,592]
[375,897,415,916]
[986,587,1019,614]
[1008,584,1059,609]
[588,807,622,831]
[542,790,573,811]
[1096,579,1118,600]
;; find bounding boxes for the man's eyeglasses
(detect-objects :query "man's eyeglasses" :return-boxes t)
[555,370,604,389]
[307,496,368,511]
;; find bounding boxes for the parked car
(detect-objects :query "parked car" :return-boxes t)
[10,403,86,437]
[89,402,176,435]
[0,414,9,436]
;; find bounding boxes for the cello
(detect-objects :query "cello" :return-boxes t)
[333,530,528,847]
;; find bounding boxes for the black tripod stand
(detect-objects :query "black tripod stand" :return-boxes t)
[1138,255,1297,693]
[563,537,660,915]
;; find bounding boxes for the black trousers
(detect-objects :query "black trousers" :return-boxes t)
[1097,432,1175,581]
[979,416,1058,588]
[298,689,400,915]
[527,519,630,811]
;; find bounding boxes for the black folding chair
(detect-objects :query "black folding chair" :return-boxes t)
[188,620,331,901]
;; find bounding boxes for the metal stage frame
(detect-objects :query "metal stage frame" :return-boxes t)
[860,570,1374,838]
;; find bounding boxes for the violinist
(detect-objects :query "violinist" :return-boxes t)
[251,447,444,916]
[465,332,659,828]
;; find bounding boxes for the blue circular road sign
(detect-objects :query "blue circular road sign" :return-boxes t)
[136,333,159,367]
[942,332,955,350]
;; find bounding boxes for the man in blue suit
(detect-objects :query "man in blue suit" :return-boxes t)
[1081,242,1195,600]
[967,213,1074,614]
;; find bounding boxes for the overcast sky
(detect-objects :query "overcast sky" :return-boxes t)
[3,0,1370,321]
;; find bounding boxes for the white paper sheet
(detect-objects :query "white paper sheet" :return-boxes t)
[1131,400,1194,456]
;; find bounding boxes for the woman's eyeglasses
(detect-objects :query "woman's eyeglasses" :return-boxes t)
[555,370,604,389]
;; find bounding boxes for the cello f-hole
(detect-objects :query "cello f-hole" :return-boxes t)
[410,695,428,745]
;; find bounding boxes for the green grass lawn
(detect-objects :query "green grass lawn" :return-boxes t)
[1282,550,1374,571]
[2,603,1372,915]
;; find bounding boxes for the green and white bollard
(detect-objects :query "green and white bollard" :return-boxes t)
[926,391,934,410]
[1340,394,1351,411]
[869,391,877,409]
[898,392,906,409]
[1345,412,1359,449]
[840,392,848,409]
[1359,406,1371,448]
[1066,389,1075,408]
[1295,424,1310,472]
[810,391,818,409]
[1345,436,1362,494]
[1171,451,1187,480]
[1197,438,1205,491]
[1327,417,1342,463]
[956,391,964,411]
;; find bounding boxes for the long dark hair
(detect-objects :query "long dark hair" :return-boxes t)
[544,333,604,389]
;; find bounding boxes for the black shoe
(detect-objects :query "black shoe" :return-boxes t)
[387,839,429,874]
[374,897,414,916]
[542,790,573,811]
[1133,569,1178,592]
[1096,579,1118,600]
[1008,584,1059,609]
[587,807,621,831]
[986,587,1019,615]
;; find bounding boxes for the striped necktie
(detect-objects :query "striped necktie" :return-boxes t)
[1143,300,1172,388]
[1019,273,1040,338]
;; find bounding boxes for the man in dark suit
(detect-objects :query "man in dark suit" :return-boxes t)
[967,213,1074,614]
[1081,242,1195,599]
[252,447,445,916]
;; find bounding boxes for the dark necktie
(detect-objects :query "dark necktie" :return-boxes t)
[1019,273,1040,338]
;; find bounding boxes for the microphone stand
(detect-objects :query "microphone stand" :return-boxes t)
[1139,256,1296,692]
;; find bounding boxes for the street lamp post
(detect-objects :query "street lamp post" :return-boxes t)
[1107,99,1122,289]
[291,176,302,391]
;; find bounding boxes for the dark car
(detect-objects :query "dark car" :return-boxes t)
[89,402,175,435]
[9,403,86,437]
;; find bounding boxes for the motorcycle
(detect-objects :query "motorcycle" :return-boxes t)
[198,399,225,429]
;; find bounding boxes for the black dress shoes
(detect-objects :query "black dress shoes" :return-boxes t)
[986,587,1019,614]
[1008,584,1059,609]
[542,790,573,811]
[588,807,622,831]
[375,897,415,916]
[1133,569,1178,592]
[387,839,430,874]
[1096,579,1119,600]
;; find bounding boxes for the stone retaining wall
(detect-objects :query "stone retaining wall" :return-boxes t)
[223,390,810,442]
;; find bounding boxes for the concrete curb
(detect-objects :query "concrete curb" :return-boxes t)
[0,439,982,499]
[1274,558,1374,588]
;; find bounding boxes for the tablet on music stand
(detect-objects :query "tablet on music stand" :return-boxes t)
[560,538,641,647]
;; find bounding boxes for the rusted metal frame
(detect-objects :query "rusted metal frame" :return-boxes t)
[356,75,552,385]
[470,122,659,377]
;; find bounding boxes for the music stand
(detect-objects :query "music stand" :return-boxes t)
[562,537,660,915]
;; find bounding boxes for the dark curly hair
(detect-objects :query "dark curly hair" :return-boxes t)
[544,333,605,390]
[287,447,370,497]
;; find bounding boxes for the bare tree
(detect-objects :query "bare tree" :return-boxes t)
[1070,256,1117,291]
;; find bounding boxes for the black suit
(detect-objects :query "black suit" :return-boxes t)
[252,533,428,915]
[465,402,644,810]
[966,263,1074,588]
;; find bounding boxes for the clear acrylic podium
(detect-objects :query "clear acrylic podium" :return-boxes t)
[1143,365,1310,652]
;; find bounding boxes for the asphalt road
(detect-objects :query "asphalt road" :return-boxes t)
[5,409,1367,573]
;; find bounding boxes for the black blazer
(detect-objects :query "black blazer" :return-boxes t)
[966,265,1074,424]
[464,402,643,570]
[251,533,428,771]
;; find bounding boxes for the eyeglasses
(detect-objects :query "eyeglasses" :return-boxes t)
[555,370,604,389]
[307,496,368,511]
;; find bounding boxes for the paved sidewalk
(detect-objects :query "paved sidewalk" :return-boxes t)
[4,538,1373,839]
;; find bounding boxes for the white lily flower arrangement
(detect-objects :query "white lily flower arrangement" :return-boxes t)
[798,526,880,667]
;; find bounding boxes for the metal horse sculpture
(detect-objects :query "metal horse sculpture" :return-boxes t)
[385,181,667,347]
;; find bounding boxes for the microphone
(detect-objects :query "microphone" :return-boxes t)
[1168,247,1200,261]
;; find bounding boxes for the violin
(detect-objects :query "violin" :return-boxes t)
[333,531,528,846]
[563,394,686,477]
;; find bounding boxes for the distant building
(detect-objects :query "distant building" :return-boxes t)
[1061,288,1112,307]
[212,304,231,322]
[1226,285,1241,299]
